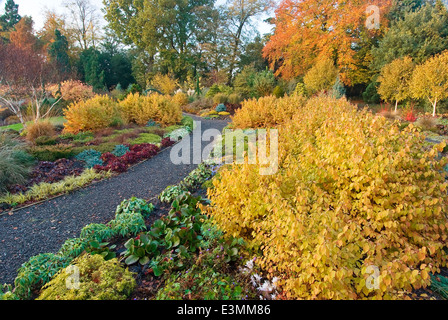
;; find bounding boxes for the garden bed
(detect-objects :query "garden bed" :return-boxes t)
[0,117,194,213]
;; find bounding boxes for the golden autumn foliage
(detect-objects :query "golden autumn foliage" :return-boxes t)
[171,91,189,108]
[409,50,448,117]
[63,95,122,134]
[149,73,179,95]
[9,18,37,52]
[119,92,182,126]
[231,95,307,129]
[207,95,448,299]
[303,56,338,95]
[377,56,415,112]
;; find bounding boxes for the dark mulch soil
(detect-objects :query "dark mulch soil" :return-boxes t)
[0,115,229,286]
[6,159,86,195]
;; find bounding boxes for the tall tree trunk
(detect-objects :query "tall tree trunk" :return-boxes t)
[227,16,248,85]
[433,99,437,117]
[227,36,240,85]
[394,100,398,113]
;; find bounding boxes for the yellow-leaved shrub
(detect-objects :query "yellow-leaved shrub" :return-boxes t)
[37,254,135,300]
[206,96,448,299]
[171,91,189,108]
[63,95,122,134]
[231,95,307,129]
[119,92,182,126]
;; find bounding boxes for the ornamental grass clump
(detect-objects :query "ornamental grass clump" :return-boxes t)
[207,95,448,299]
[0,132,34,193]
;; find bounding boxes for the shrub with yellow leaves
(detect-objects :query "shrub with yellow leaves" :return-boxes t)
[119,92,182,127]
[149,73,179,95]
[63,95,122,134]
[206,96,448,299]
[231,95,307,129]
[171,91,189,108]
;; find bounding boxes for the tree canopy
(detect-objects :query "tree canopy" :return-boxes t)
[377,56,415,111]
[263,0,392,85]
[0,0,21,32]
[372,1,448,71]
[409,50,448,116]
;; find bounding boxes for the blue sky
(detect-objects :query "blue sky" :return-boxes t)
[0,0,273,36]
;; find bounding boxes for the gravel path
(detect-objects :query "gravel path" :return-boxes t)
[0,115,229,285]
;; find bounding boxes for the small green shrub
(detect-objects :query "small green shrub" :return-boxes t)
[37,254,136,300]
[85,240,117,261]
[164,128,190,142]
[129,133,162,145]
[205,84,221,98]
[180,116,194,131]
[75,149,103,168]
[109,212,147,237]
[181,163,213,191]
[215,104,227,113]
[28,144,76,161]
[73,131,94,143]
[116,197,154,219]
[14,253,71,299]
[111,144,130,157]
[80,223,115,242]
[34,136,58,146]
[159,185,189,204]
[58,238,88,259]
[122,193,207,274]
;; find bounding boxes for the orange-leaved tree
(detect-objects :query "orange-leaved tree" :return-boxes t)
[263,0,392,85]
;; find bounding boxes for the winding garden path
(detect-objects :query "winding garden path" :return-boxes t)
[0,115,229,285]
